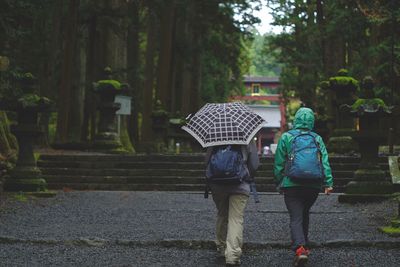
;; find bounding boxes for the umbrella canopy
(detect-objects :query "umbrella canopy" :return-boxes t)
[181,102,267,148]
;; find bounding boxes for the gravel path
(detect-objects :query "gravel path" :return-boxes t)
[1,244,400,267]
[0,191,399,266]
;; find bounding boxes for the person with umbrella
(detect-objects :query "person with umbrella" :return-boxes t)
[182,102,265,266]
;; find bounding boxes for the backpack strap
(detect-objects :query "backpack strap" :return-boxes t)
[287,130,321,156]
[287,129,301,137]
[307,131,321,150]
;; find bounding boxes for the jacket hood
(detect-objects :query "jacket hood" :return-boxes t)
[293,107,314,130]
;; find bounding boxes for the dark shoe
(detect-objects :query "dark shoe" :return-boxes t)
[293,246,309,267]
[226,259,241,266]
[225,263,240,266]
[217,246,225,258]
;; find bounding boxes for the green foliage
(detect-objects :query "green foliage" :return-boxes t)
[0,0,59,74]
[246,32,282,77]
[267,0,400,111]
[192,0,262,104]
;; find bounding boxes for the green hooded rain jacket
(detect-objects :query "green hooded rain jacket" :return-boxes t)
[273,107,334,190]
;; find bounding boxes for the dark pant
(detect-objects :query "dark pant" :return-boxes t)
[283,187,319,251]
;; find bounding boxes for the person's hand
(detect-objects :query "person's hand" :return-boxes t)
[324,187,333,195]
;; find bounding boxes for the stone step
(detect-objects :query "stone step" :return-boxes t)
[43,176,354,189]
[36,154,389,193]
[39,154,205,162]
[42,175,356,185]
[38,154,390,164]
[42,175,274,184]
[46,182,346,192]
[38,160,388,173]
[43,175,353,194]
[37,161,207,169]
[37,160,389,170]
[40,167,387,179]
[47,183,206,191]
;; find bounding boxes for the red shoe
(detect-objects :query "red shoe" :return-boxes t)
[293,246,309,267]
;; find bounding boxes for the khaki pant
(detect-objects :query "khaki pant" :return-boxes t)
[212,192,249,264]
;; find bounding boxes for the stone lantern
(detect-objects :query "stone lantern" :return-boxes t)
[338,76,395,203]
[167,111,189,154]
[92,67,127,152]
[151,99,169,152]
[326,69,359,154]
[0,73,52,192]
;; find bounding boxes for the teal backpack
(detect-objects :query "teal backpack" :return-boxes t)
[284,130,324,183]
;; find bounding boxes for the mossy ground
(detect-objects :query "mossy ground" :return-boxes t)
[379,226,400,237]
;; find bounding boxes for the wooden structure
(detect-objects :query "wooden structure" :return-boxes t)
[230,76,285,153]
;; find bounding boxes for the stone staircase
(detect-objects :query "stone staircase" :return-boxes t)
[37,154,391,193]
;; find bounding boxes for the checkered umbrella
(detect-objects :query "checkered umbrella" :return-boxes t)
[181,102,266,148]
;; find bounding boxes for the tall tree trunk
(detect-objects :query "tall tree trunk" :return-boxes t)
[127,0,141,147]
[180,7,193,116]
[38,0,63,147]
[141,10,158,142]
[82,12,97,142]
[156,1,175,110]
[55,0,80,143]
[189,27,202,114]
[67,33,86,143]
[316,0,327,76]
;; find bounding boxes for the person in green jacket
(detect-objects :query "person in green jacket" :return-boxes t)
[274,107,333,267]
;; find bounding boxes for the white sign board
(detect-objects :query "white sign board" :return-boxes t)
[248,105,281,128]
[114,95,131,115]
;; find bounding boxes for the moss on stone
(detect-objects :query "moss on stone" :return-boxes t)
[337,68,349,76]
[119,126,135,154]
[17,94,51,108]
[351,98,388,111]
[96,80,121,90]
[327,136,358,154]
[13,192,28,202]
[23,72,35,79]
[319,80,330,90]
[391,219,400,228]
[329,76,359,88]
[152,100,169,117]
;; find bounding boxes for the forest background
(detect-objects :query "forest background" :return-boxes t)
[0,0,399,157]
